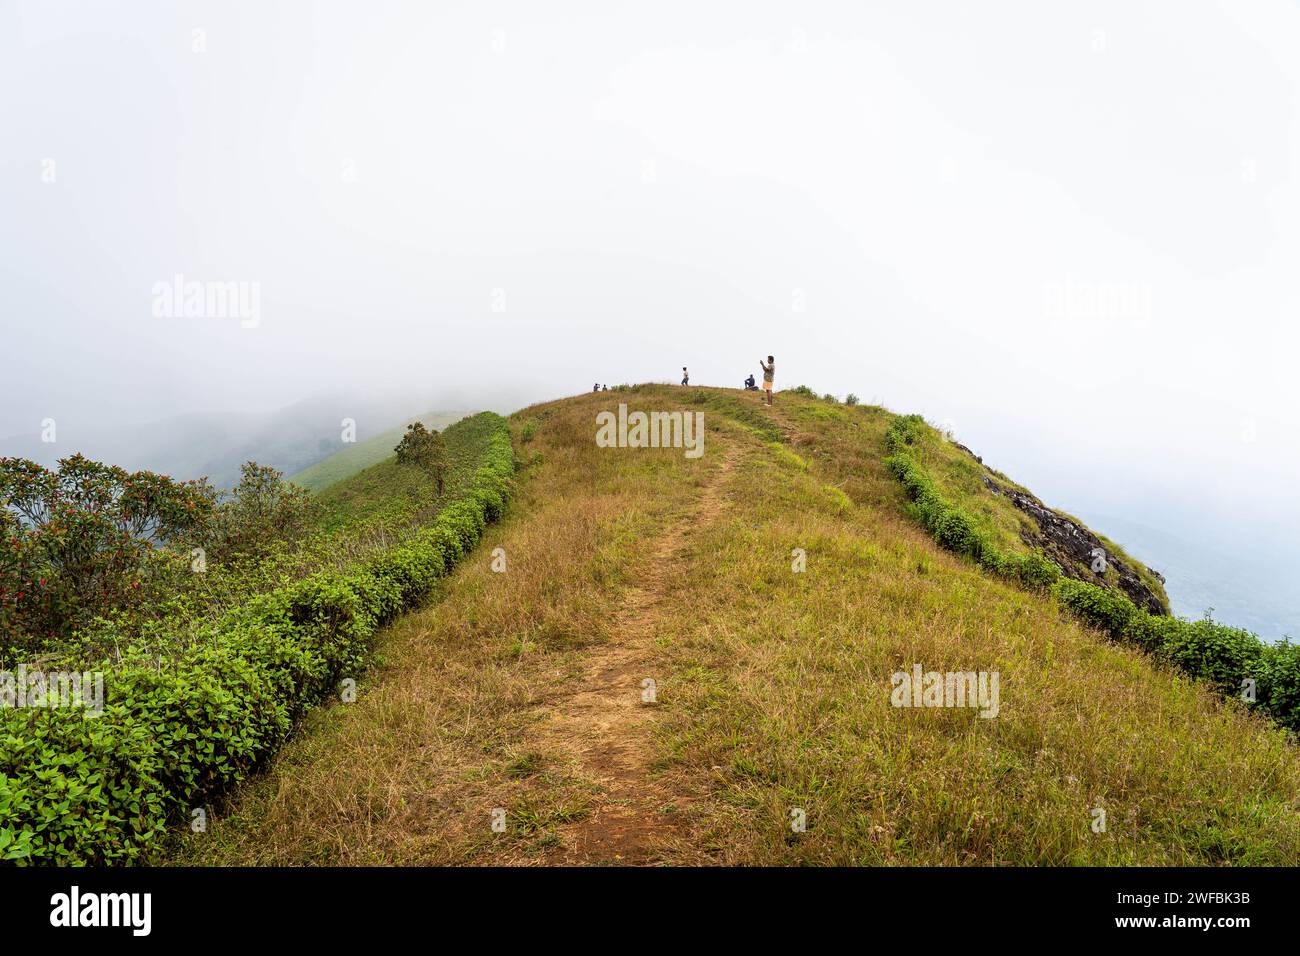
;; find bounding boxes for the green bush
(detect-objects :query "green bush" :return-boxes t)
[885,414,928,450]
[886,449,1012,571]
[0,414,515,865]
[1261,641,1300,730]
[933,508,982,557]
[1157,617,1265,698]
[1006,550,1062,589]
[1055,578,1296,732]
[204,461,317,563]
[1052,577,1139,637]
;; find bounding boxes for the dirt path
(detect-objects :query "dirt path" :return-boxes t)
[536,439,741,864]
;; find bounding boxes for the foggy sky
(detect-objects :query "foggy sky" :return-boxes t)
[2,1,1298,631]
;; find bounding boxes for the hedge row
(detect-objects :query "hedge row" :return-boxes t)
[1054,578,1300,732]
[883,413,1300,735]
[0,413,515,865]
[884,416,1061,590]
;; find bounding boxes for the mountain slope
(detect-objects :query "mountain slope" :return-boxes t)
[883,411,1170,614]
[176,386,1300,866]
[289,411,470,493]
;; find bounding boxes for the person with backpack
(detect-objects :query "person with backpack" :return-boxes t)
[759,355,775,405]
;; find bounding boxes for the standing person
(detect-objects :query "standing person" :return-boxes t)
[759,355,775,405]
[681,367,689,386]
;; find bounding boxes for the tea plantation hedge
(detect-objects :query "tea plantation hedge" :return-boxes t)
[0,413,514,864]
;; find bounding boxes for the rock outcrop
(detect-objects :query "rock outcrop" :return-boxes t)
[980,475,1168,615]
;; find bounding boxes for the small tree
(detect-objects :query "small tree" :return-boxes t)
[428,429,448,494]
[845,393,860,406]
[394,422,448,493]
[205,461,316,562]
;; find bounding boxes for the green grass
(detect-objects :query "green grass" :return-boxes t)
[289,411,469,493]
[651,389,1300,864]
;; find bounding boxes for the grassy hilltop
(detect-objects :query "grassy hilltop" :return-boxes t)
[173,385,1300,866]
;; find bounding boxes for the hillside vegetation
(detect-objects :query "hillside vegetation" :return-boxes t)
[883,412,1170,613]
[0,399,458,491]
[885,411,1300,734]
[174,386,1300,866]
[0,413,513,864]
[290,411,469,493]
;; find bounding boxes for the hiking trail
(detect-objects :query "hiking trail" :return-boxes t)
[536,438,742,864]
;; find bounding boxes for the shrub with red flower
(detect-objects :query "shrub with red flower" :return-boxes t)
[0,454,217,656]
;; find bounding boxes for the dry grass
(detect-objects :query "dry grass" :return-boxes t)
[175,386,1300,866]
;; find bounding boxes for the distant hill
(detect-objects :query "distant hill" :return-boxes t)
[289,411,470,493]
